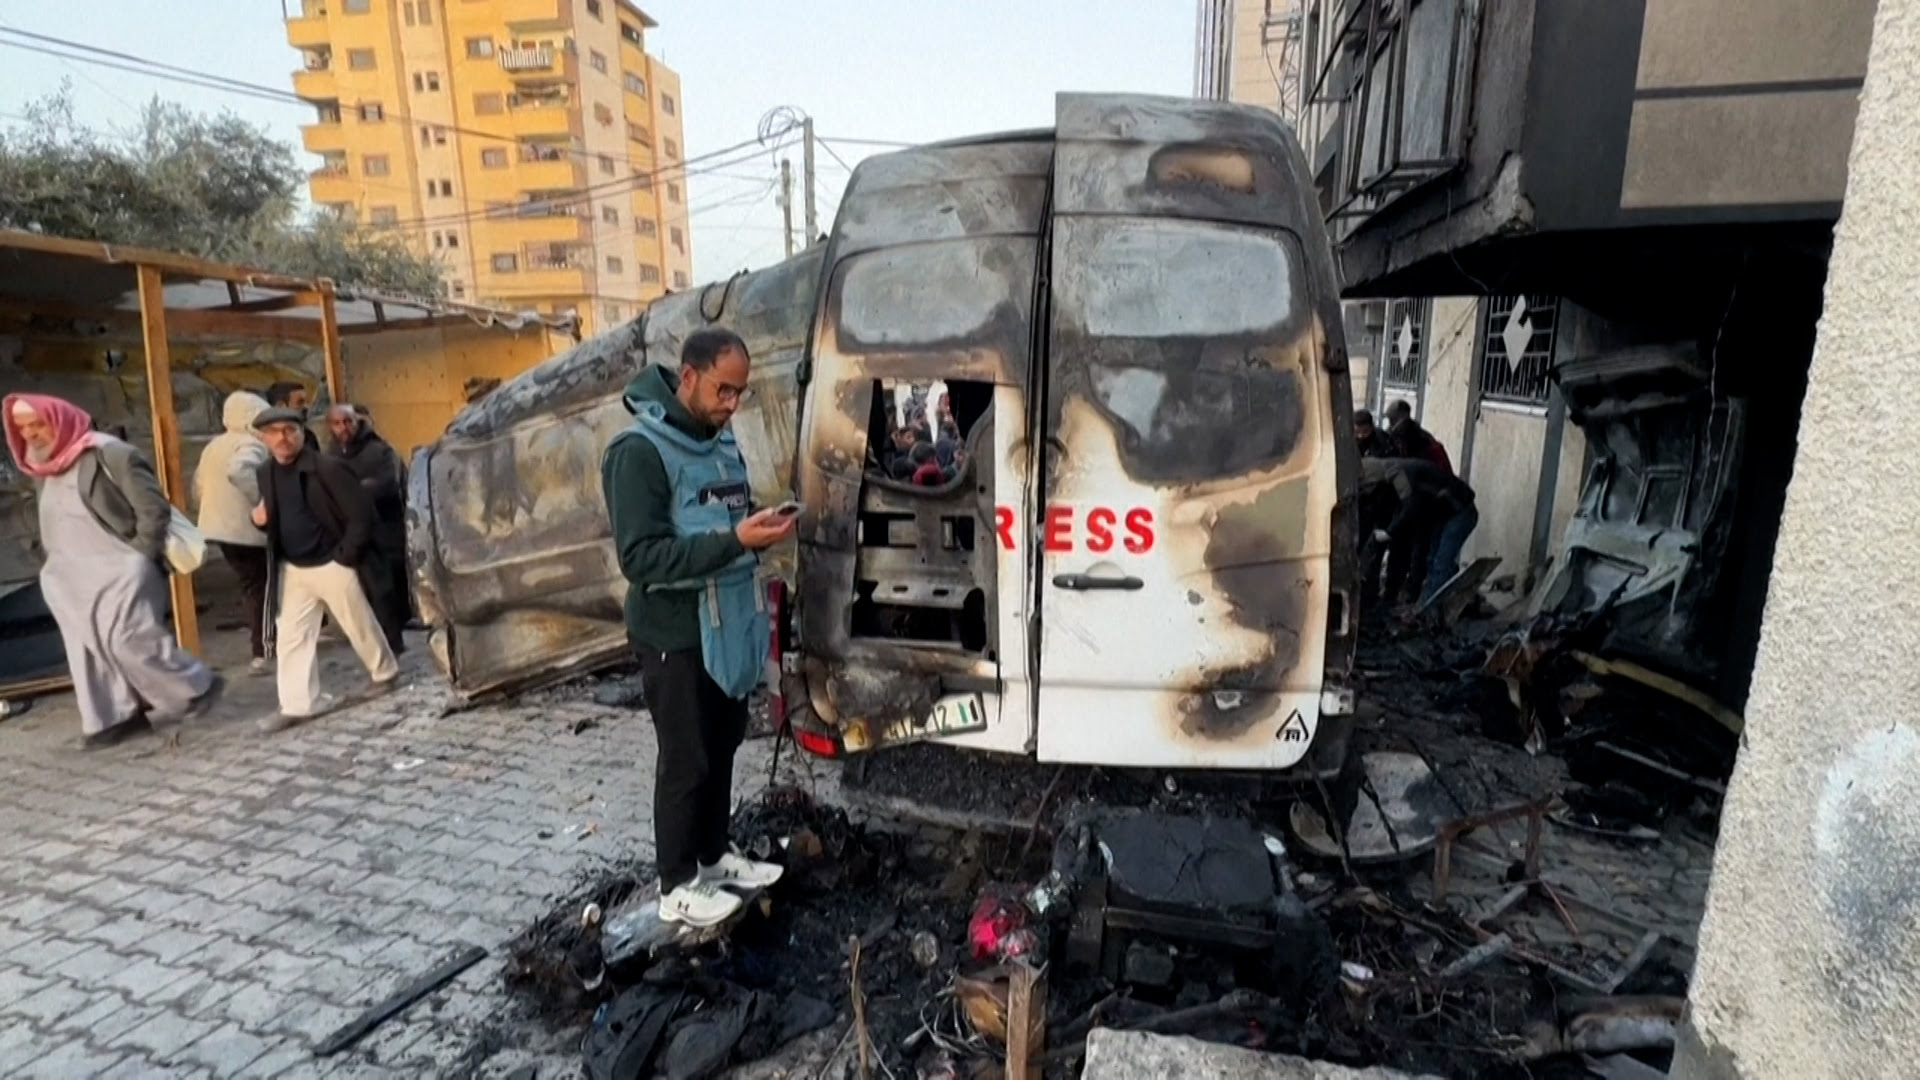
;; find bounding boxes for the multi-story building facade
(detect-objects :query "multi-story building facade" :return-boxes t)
[1199,0,1878,712]
[285,0,693,335]
[1194,0,1305,127]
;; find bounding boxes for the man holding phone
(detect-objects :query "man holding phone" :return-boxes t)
[602,328,797,927]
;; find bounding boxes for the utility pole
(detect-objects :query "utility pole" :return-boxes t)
[802,116,817,244]
[780,158,795,258]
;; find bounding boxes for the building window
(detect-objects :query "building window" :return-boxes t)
[1478,295,1559,407]
[594,103,614,126]
[419,0,433,24]
[481,147,508,168]
[466,37,494,59]
[670,226,684,252]
[347,48,377,70]
[370,206,398,226]
[606,256,624,274]
[445,231,460,248]
[403,1,416,25]
[639,264,661,283]
[665,182,680,203]
[344,0,370,11]
[432,125,447,145]
[363,154,391,177]
[601,206,619,224]
[431,232,443,249]
[661,92,675,116]
[420,125,433,147]
[1381,298,1429,400]
[673,271,688,289]
[598,154,615,175]
[621,22,643,46]
[358,102,385,122]
[624,73,647,97]
[636,218,656,237]
[474,92,504,115]
[636,173,653,191]
[602,301,622,324]
[663,137,678,159]
[587,0,603,16]
[451,282,466,298]
[628,121,651,146]
[433,179,454,197]
[413,72,440,92]
[492,253,519,273]
[590,50,608,74]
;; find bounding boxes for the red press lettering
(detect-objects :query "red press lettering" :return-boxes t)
[1043,505,1074,553]
[994,505,1017,551]
[1085,507,1117,553]
[1124,508,1156,554]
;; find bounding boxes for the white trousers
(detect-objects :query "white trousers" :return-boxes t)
[276,561,398,716]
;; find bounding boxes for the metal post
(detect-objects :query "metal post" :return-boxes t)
[802,117,817,245]
[136,265,199,655]
[780,157,795,258]
[319,284,346,405]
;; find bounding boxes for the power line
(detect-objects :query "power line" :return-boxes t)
[816,134,917,149]
[0,26,784,183]
[816,138,858,175]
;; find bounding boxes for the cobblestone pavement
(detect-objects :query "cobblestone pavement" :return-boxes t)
[0,632,826,1078]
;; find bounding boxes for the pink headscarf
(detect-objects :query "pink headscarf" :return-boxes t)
[4,393,106,478]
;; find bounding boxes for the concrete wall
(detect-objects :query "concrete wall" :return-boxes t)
[342,321,560,460]
[1416,297,1477,456]
[1676,3,1920,1077]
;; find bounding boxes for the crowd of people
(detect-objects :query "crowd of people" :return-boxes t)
[1354,400,1480,609]
[2,381,413,749]
[874,393,968,487]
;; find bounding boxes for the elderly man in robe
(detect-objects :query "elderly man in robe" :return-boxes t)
[3,394,223,748]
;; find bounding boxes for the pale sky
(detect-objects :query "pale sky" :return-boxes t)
[0,1,1197,283]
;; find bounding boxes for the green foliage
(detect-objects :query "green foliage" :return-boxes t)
[0,84,443,296]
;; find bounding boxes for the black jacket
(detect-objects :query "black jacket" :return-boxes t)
[330,429,407,554]
[256,446,375,568]
[1362,457,1476,540]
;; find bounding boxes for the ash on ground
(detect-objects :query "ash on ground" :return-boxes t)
[500,616,1720,1080]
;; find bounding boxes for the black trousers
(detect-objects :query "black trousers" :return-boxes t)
[214,542,270,659]
[639,647,750,892]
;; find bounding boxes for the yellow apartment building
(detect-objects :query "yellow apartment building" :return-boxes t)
[285,0,694,335]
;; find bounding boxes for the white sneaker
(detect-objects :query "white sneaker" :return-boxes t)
[658,881,744,928]
[699,852,785,891]
[249,658,271,677]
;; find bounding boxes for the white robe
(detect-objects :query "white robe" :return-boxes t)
[37,466,211,735]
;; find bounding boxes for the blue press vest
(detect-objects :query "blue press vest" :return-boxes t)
[617,400,768,700]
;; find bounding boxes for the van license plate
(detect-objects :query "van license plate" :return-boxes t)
[884,693,988,743]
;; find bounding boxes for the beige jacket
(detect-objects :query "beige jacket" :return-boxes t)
[193,391,270,547]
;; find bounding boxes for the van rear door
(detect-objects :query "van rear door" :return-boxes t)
[789,138,1053,755]
[1032,93,1354,769]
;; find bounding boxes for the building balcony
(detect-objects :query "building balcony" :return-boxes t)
[485,265,588,299]
[286,14,330,49]
[501,0,566,29]
[506,103,575,138]
[480,207,588,244]
[292,68,337,100]
[309,170,356,205]
[301,123,348,154]
[514,156,582,191]
[499,46,555,73]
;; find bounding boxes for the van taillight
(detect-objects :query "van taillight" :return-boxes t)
[794,729,840,758]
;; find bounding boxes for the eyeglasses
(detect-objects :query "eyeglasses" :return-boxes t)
[713,381,751,405]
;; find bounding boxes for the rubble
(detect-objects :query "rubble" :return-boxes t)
[1082,1030,1442,1080]
[497,612,1721,1080]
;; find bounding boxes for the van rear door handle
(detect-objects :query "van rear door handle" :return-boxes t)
[1052,572,1143,592]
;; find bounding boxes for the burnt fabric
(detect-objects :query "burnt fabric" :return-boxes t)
[640,646,751,891]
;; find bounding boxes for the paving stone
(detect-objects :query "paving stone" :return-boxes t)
[18,1040,129,1080]
[10,977,96,1026]
[175,1022,274,1078]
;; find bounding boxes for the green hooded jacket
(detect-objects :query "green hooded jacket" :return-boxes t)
[600,365,748,653]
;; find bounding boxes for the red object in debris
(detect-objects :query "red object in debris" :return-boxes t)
[969,888,1039,962]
